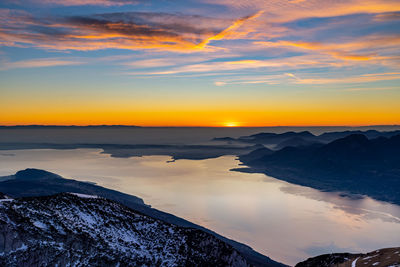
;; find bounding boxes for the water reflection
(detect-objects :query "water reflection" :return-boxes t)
[0,149,399,265]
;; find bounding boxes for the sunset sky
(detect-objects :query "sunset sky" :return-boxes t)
[1,0,399,126]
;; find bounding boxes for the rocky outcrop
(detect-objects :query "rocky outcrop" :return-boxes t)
[0,193,249,266]
[296,247,400,267]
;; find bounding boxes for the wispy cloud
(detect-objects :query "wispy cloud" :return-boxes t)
[124,54,350,76]
[206,0,400,23]
[293,72,400,85]
[256,34,400,61]
[0,58,83,70]
[195,11,264,49]
[342,86,398,92]
[212,72,400,86]
[17,0,141,6]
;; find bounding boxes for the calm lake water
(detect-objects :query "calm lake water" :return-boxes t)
[1,148,399,265]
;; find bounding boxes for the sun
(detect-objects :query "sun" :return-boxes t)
[223,122,240,127]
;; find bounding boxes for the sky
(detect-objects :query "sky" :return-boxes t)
[0,0,399,126]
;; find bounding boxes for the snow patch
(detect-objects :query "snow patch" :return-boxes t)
[68,193,98,199]
[0,199,14,202]
[352,257,359,267]
[372,262,379,266]
[33,220,47,230]
[363,254,378,260]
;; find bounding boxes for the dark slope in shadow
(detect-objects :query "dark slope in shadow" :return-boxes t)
[235,134,400,205]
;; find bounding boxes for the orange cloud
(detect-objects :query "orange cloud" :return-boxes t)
[256,34,400,61]
[0,10,240,52]
[206,0,400,23]
[195,11,264,49]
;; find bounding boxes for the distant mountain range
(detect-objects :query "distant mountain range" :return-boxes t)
[214,129,400,150]
[235,134,400,205]
[0,169,285,267]
[0,125,142,128]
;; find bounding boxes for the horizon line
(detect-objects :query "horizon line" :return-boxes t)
[1,124,400,128]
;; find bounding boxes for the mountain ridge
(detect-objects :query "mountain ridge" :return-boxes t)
[236,134,400,205]
[0,192,248,266]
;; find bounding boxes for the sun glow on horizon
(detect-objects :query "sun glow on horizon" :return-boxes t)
[223,122,240,127]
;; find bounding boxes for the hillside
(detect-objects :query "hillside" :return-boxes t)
[0,193,248,266]
[296,247,400,267]
[236,134,400,204]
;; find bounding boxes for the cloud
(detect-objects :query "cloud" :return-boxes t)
[0,58,83,70]
[256,34,400,61]
[195,11,264,49]
[293,72,400,84]
[211,72,400,86]
[124,54,348,76]
[342,86,398,92]
[17,0,141,6]
[374,11,400,21]
[0,10,249,52]
[205,0,400,23]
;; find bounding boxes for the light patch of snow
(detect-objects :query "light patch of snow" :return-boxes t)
[363,254,378,260]
[75,209,97,227]
[0,199,14,202]
[352,257,359,267]
[0,243,28,256]
[33,220,47,230]
[372,262,379,266]
[69,193,98,199]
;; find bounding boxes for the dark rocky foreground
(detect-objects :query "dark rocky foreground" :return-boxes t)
[0,193,249,266]
[296,247,400,267]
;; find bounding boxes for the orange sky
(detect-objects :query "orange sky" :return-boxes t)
[0,0,399,126]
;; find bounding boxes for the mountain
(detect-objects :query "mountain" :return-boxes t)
[317,129,400,142]
[238,147,274,164]
[295,247,400,267]
[0,125,142,128]
[0,193,248,266]
[0,169,146,208]
[213,130,400,149]
[0,169,285,267]
[274,137,321,150]
[237,131,316,145]
[236,134,400,205]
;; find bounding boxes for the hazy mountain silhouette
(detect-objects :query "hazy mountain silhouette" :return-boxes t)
[238,131,316,145]
[236,134,400,205]
[221,130,400,149]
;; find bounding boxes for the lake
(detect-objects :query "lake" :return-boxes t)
[1,148,399,265]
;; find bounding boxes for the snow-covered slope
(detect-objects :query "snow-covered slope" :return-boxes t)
[295,247,400,267]
[0,193,248,266]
